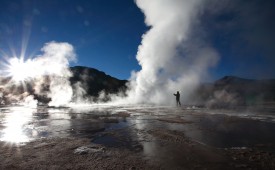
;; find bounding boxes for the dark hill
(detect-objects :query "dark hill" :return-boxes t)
[69,66,127,98]
[0,66,128,104]
[214,76,254,86]
[192,76,275,108]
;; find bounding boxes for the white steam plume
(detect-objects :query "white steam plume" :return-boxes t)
[115,0,219,105]
[1,1,219,107]
[37,42,76,106]
[0,41,76,107]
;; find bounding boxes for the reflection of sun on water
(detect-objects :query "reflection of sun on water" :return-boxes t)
[1,108,32,143]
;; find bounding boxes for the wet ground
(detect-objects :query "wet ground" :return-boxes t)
[0,105,275,169]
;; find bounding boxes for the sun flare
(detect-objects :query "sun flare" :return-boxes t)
[7,57,34,82]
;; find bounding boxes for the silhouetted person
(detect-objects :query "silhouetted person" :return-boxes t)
[173,91,181,107]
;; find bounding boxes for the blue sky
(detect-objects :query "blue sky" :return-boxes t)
[0,0,274,80]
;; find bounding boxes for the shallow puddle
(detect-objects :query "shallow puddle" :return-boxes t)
[0,105,275,151]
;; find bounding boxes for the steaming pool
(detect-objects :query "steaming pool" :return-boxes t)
[1,104,275,149]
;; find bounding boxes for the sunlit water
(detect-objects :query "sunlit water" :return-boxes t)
[0,104,275,150]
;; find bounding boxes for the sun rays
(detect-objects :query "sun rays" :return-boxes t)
[0,41,76,107]
[7,56,34,83]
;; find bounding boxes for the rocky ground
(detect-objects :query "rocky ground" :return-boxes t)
[1,106,275,169]
[1,129,274,169]
[0,138,158,170]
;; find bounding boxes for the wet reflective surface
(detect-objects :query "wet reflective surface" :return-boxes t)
[0,105,275,150]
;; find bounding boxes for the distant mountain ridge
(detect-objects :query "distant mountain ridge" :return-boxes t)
[192,76,275,108]
[1,65,274,107]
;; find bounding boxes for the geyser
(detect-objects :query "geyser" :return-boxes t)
[1,0,220,107]
[0,41,76,107]
[117,0,219,105]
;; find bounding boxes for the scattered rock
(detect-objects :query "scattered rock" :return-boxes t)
[148,129,191,144]
[74,145,105,155]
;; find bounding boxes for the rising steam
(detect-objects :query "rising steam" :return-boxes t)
[1,1,220,107]
[115,0,219,105]
[0,41,76,107]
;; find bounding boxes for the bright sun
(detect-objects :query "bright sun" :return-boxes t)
[7,57,33,82]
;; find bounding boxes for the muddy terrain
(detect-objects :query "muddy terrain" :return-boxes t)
[0,105,275,169]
